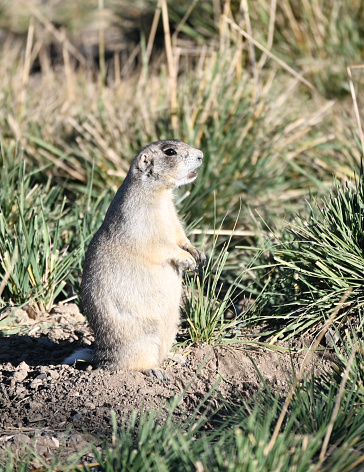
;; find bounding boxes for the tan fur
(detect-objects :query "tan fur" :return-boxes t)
[81,140,206,380]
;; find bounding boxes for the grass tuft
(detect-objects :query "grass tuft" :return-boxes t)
[262,168,364,337]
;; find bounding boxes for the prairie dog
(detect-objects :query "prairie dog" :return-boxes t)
[65,140,205,380]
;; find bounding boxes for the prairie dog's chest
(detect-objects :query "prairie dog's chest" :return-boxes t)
[152,198,179,233]
[120,193,182,245]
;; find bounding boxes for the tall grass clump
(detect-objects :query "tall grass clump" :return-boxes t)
[175,51,336,228]
[0,147,112,311]
[184,226,271,345]
[184,244,243,346]
[247,0,364,97]
[0,152,80,311]
[263,169,364,337]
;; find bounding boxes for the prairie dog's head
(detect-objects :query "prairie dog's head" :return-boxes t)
[131,140,203,188]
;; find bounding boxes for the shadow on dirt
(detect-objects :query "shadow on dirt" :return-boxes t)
[0,334,90,367]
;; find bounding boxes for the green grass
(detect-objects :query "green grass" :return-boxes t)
[259,169,364,338]
[183,222,271,345]
[0,147,114,311]
[0,0,364,469]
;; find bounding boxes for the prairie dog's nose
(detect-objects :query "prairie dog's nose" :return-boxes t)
[196,150,203,161]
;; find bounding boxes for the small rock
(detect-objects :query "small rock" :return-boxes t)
[85,402,96,410]
[49,328,64,338]
[17,361,30,371]
[48,370,60,380]
[69,412,82,422]
[35,435,59,453]
[23,305,37,319]
[15,385,25,395]
[138,388,154,395]
[52,437,60,448]
[11,369,29,383]
[51,304,85,322]
[27,414,44,423]
[13,433,31,445]
[35,373,47,380]
[51,303,80,315]
[9,308,36,324]
[68,432,93,451]
[28,401,42,409]
[30,378,43,389]
[325,328,340,348]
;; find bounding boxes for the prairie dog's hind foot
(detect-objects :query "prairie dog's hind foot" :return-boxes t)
[143,368,170,382]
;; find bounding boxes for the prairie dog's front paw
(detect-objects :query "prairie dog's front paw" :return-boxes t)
[174,250,197,272]
[183,243,207,268]
[180,254,198,272]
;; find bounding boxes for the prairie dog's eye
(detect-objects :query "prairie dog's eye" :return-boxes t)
[163,148,177,156]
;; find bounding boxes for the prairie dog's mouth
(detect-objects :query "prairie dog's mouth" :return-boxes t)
[187,170,198,179]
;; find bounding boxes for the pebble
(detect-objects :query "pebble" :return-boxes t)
[11,370,29,384]
[84,402,96,410]
[30,378,43,389]
[35,373,47,380]
[138,388,154,395]
[49,370,60,380]
[52,437,60,448]
[69,412,82,422]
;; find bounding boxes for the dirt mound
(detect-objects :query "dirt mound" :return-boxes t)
[0,304,331,467]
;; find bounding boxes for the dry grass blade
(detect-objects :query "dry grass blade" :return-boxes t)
[258,0,277,69]
[189,229,255,237]
[172,0,199,41]
[61,27,75,104]
[223,15,315,90]
[347,65,364,158]
[19,15,35,112]
[315,343,358,469]
[161,0,178,130]
[240,0,259,99]
[19,0,86,65]
[345,455,364,472]
[263,288,353,456]
[0,253,18,300]
[145,0,162,65]
[98,0,106,89]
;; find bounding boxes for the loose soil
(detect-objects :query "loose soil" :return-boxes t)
[0,304,333,468]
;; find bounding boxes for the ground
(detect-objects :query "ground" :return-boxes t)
[0,304,332,468]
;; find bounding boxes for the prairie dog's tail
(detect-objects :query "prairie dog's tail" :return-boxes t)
[62,348,94,365]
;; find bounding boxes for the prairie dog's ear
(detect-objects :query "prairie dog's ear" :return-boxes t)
[137,153,154,173]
